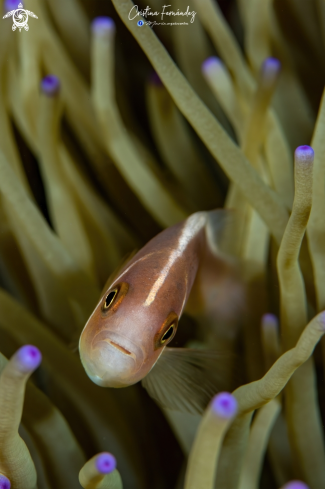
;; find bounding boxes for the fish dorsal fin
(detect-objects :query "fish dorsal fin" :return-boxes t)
[100,250,138,296]
[206,209,238,256]
[141,347,235,414]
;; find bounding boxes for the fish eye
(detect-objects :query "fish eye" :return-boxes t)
[161,324,176,343]
[154,311,178,349]
[101,282,129,314]
[103,289,118,310]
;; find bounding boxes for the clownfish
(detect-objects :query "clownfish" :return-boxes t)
[79,211,245,413]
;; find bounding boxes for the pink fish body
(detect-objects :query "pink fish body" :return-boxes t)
[79,211,243,412]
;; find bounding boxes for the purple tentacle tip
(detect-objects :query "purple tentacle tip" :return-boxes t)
[262,313,278,328]
[92,17,115,35]
[149,72,162,86]
[202,56,223,75]
[0,474,11,489]
[262,57,281,73]
[95,452,116,474]
[320,311,325,330]
[16,345,42,373]
[41,75,60,97]
[4,0,21,13]
[282,481,309,489]
[211,392,238,418]
[295,145,314,163]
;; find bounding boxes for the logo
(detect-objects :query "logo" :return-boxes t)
[129,5,197,28]
[2,2,38,32]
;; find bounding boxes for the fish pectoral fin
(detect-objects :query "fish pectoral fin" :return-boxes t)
[141,347,235,415]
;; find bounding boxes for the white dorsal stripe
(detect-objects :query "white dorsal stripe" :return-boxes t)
[144,213,206,307]
[112,252,156,286]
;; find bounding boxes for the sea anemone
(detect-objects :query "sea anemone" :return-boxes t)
[0,0,324,488]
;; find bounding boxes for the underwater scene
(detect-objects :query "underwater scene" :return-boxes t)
[0,0,323,488]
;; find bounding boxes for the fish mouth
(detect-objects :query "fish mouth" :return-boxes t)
[92,330,144,364]
[80,330,145,387]
[108,340,132,356]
